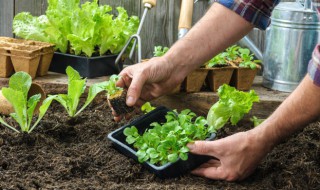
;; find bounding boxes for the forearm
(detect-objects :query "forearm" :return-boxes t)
[251,75,320,151]
[164,3,253,79]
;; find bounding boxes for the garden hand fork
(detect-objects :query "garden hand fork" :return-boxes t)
[115,0,157,72]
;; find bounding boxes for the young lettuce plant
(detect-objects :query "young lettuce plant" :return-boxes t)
[238,48,262,69]
[206,52,229,68]
[141,102,156,114]
[153,46,169,57]
[52,66,105,117]
[0,72,55,133]
[206,84,260,132]
[97,74,134,115]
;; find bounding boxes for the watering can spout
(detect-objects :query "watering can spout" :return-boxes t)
[238,36,263,61]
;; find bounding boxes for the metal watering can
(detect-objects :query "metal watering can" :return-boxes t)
[239,0,320,92]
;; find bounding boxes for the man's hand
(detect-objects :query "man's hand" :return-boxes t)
[113,57,185,121]
[188,129,271,181]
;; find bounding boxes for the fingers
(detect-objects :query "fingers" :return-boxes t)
[125,73,147,107]
[191,165,225,180]
[187,141,219,157]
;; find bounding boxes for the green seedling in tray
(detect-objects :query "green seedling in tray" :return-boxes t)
[124,84,260,166]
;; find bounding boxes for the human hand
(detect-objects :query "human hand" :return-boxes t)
[187,130,272,181]
[113,57,185,121]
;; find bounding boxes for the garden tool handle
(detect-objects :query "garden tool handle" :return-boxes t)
[178,0,194,30]
[143,0,157,8]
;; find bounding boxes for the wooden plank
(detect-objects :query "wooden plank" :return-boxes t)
[14,0,47,16]
[141,0,180,58]
[192,0,209,26]
[0,0,14,37]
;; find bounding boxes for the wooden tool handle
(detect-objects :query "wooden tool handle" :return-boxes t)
[178,0,194,29]
[143,0,157,7]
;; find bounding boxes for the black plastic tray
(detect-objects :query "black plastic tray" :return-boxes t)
[107,106,216,179]
[49,52,119,78]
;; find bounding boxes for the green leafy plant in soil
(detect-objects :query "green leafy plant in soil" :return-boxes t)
[0,72,55,133]
[250,116,265,127]
[205,52,230,68]
[13,0,139,57]
[51,66,105,117]
[141,102,156,114]
[153,46,169,57]
[96,74,134,115]
[124,84,259,165]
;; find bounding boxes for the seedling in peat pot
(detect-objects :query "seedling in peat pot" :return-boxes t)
[0,72,55,133]
[97,75,134,115]
[238,48,262,69]
[52,66,106,117]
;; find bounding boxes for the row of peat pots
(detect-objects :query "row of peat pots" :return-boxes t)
[0,37,54,79]
[179,65,259,93]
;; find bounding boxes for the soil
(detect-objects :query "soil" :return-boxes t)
[0,99,320,190]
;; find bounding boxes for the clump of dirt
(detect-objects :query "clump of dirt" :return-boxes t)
[0,100,319,189]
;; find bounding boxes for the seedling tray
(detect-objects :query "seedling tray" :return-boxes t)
[108,106,216,179]
[49,52,119,78]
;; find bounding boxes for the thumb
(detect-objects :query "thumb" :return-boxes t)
[125,71,147,107]
[187,141,218,157]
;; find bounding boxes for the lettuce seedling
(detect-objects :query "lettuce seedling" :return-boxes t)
[250,116,265,127]
[0,72,55,133]
[238,48,262,69]
[96,74,134,115]
[207,84,259,132]
[124,109,210,165]
[52,66,105,117]
[141,102,156,114]
[153,46,169,57]
[206,52,229,68]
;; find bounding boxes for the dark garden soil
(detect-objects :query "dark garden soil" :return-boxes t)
[0,98,320,190]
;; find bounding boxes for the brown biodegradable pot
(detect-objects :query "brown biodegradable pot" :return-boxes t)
[37,46,54,76]
[0,46,14,77]
[206,66,235,92]
[108,89,135,115]
[184,68,208,93]
[9,45,41,79]
[0,83,46,115]
[230,67,258,91]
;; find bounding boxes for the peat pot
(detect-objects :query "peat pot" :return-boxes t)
[49,52,119,78]
[108,106,216,179]
[262,0,320,92]
[0,83,46,115]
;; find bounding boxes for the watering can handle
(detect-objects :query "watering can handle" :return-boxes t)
[143,0,156,8]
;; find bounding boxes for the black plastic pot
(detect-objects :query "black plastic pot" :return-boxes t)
[107,106,216,179]
[49,52,119,78]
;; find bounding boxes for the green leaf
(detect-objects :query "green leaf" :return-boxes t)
[0,117,20,133]
[2,88,27,131]
[123,126,138,136]
[8,72,32,100]
[29,95,57,133]
[141,102,156,114]
[75,82,106,116]
[179,152,188,161]
[126,136,137,144]
[27,94,41,129]
[168,153,179,163]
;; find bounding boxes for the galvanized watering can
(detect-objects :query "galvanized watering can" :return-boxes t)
[240,0,320,92]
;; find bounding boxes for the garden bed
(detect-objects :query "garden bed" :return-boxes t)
[0,99,320,189]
